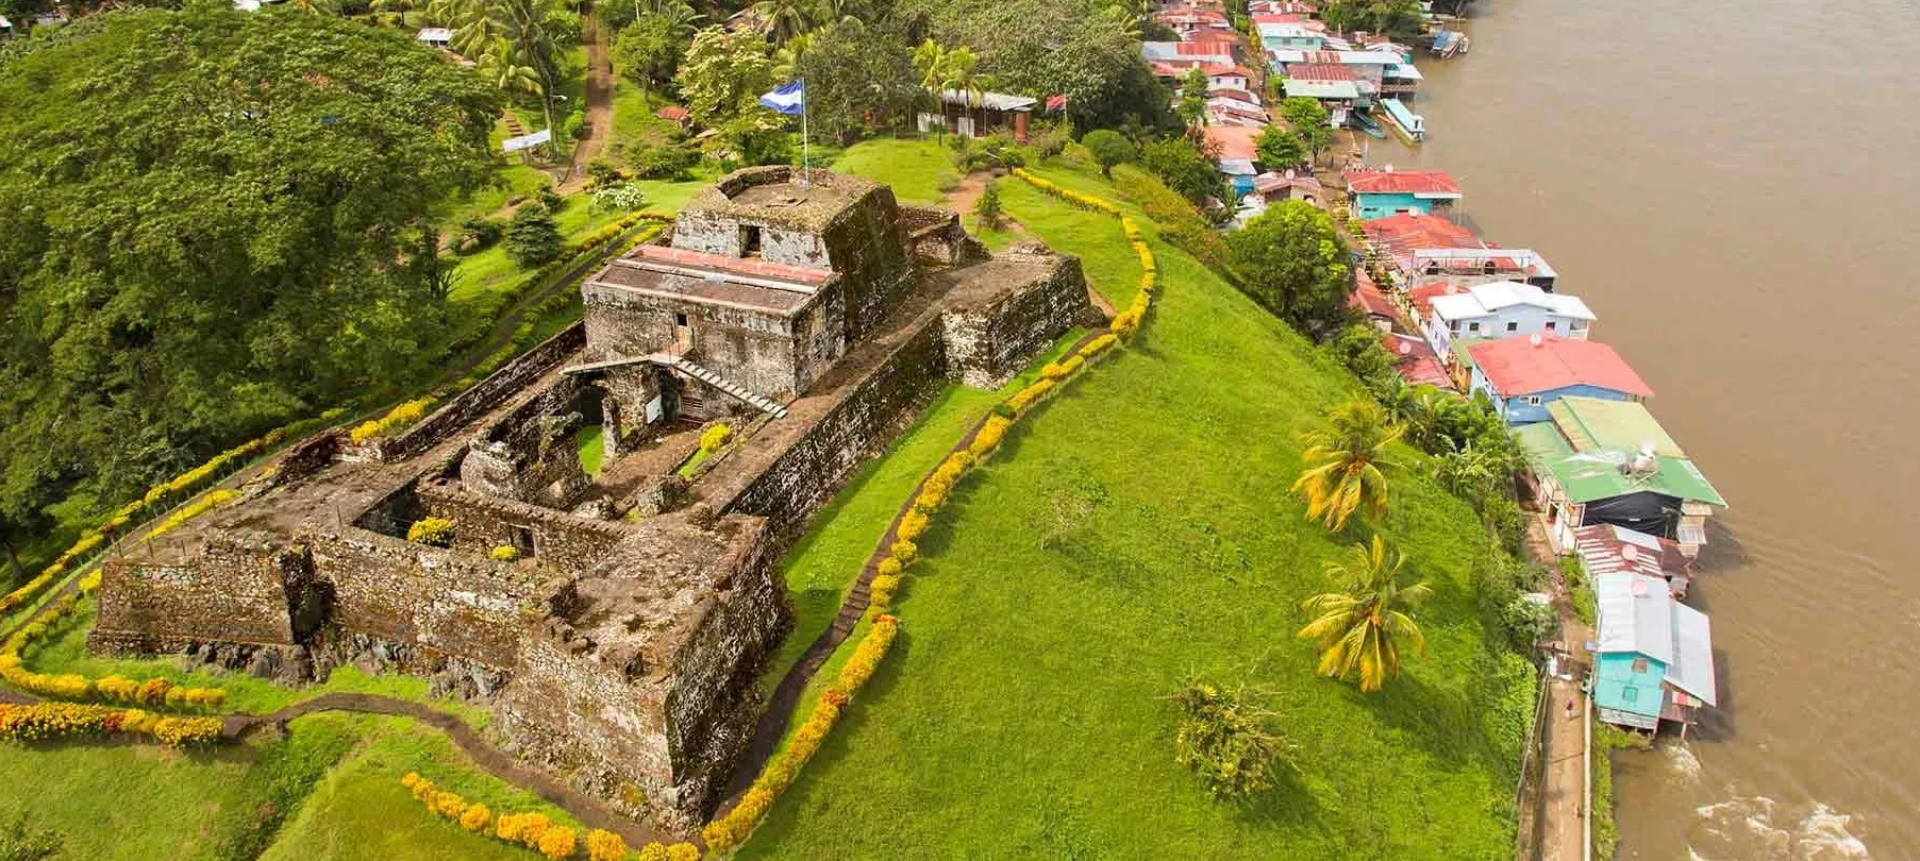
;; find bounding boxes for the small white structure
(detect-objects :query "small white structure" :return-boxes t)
[417,27,454,48]
[1423,280,1595,352]
[916,90,1037,140]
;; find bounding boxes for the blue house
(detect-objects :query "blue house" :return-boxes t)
[1461,334,1652,425]
[1343,167,1461,220]
[1593,571,1716,733]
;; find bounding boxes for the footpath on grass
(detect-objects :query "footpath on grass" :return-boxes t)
[701,166,1158,855]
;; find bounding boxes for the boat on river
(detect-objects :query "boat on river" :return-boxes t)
[1380,98,1426,143]
[1350,111,1388,139]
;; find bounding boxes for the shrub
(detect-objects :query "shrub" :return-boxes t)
[1080,333,1118,357]
[1006,379,1055,413]
[867,574,902,612]
[1170,677,1287,801]
[1082,129,1137,176]
[563,110,587,141]
[637,844,672,861]
[970,415,1013,457]
[507,203,565,268]
[585,829,627,861]
[591,181,649,214]
[458,215,507,254]
[537,826,577,860]
[665,844,700,861]
[407,517,455,548]
[461,804,492,833]
[896,509,930,542]
[974,180,1003,232]
[349,398,434,444]
[631,142,700,180]
[699,423,733,454]
[889,539,918,564]
[876,557,903,578]
[586,159,624,187]
[489,545,521,562]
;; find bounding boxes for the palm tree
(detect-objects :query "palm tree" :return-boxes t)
[1297,535,1432,693]
[371,0,414,24]
[912,39,951,142]
[1292,398,1403,531]
[746,0,815,45]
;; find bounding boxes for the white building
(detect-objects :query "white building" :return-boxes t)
[1422,280,1593,352]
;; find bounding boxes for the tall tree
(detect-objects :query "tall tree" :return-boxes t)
[1226,200,1353,335]
[743,0,815,45]
[1178,66,1209,131]
[674,26,784,160]
[1279,96,1333,164]
[1140,136,1225,206]
[1291,398,1403,530]
[788,20,920,142]
[0,7,499,523]
[1255,124,1306,171]
[1297,535,1431,692]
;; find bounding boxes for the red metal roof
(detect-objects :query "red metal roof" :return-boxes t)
[1344,168,1463,196]
[1349,272,1396,319]
[1407,281,1467,313]
[1360,212,1482,255]
[632,245,834,286]
[1286,63,1356,81]
[1206,87,1261,104]
[1465,335,1654,398]
[1388,333,1451,388]
[1201,63,1255,78]
[1203,125,1262,160]
[656,106,690,121]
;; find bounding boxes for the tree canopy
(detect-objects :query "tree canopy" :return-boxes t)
[0,6,500,527]
[1226,200,1354,336]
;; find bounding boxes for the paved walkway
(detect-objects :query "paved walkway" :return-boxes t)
[562,7,615,190]
[1528,512,1592,861]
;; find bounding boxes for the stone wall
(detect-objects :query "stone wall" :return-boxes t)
[583,277,844,399]
[459,373,593,507]
[417,480,632,570]
[374,324,588,462]
[93,533,304,653]
[724,312,949,536]
[944,252,1093,388]
[825,188,916,341]
[494,634,675,815]
[308,528,538,669]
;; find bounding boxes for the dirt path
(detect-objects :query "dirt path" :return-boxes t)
[1527,513,1592,861]
[562,9,615,191]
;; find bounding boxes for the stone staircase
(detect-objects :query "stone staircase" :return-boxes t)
[651,354,788,418]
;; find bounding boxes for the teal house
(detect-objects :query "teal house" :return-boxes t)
[1592,572,1717,733]
[1342,167,1462,220]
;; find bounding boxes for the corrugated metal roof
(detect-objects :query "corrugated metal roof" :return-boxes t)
[1669,603,1717,706]
[1596,572,1674,658]
[1282,79,1360,100]
[1466,335,1653,398]
[936,90,1037,111]
[1547,397,1682,456]
[1428,281,1595,322]
[1516,400,1728,506]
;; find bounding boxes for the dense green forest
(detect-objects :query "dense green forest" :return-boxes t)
[0,6,500,549]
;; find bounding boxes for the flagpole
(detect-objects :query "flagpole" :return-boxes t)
[800,78,810,187]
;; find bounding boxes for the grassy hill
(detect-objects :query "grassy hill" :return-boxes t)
[737,143,1534,860]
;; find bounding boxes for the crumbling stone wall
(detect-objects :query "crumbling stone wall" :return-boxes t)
[460,373,593,508]
[821,188,915,340]
[725,312,949,536]
[582,274,847,400]
[93,534,306,653]
[944,251,1093,388]
[309,529,538,669]
[368,324,587,463]
[900,205,989,268]
[417,480,632,570]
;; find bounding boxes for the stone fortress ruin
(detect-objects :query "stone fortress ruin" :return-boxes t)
[89,167,1095,829]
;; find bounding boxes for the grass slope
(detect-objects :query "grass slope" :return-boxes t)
[260,716,584,861]
[831,138,956,205]
[737,150,1531,860]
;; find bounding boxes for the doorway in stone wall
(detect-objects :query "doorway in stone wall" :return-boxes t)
[507,523,535,558]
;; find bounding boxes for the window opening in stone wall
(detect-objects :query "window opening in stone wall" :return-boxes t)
[508,524,535,557]
[674,312,692,353]
[742,225,762,258]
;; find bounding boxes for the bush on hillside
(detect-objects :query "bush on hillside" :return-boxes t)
[506,203,565,268]
[1082,129,1137,176]
[631,142,701,180]
[1170,678,1288,801]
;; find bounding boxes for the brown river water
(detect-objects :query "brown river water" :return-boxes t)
[1366,0,1918,857]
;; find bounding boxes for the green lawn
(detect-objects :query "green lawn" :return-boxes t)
[22,599,491,727]
[735,148,1534,860]
[0,739,260,860]
[260,716,585,861]
[579,424,606,476]
[831,138,959,205]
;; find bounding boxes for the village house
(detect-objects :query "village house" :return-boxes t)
[1155,3,1234,35]
[1515,396,1726,557]
[1202,125,1263,198]
[1234,170,1324,225]
[1388,332,1452,388]
[915,89,1037,142]
[1593,571,1717,734]
[1574,523,1696,599]
[1206,94,1270,127]
[1202,63,1256,94]
[1270,49,1398,89]
[1349,270,1397,330]
[415,26,452,48]
[1422,280,1595,353]
[1143,38,1239,73]
[1462,333,1652,424]
[1257,20,1327,52]
[1361,212,1559,293]
[1343,167,1462,220]
[1280,64,1365,124]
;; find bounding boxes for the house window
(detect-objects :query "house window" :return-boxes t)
[1524,395,1543,406]
[1506,321,1519,332]
[1545,321,1557,331]
[1631,657,1649,673]
[1467,322,1480,333]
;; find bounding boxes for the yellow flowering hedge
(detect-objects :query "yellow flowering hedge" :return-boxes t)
[0,589,226,708]
[699,423,734,455]
[349,397,435,445]
[585,829,628,861]
[0,702,221,747]
[144,489,241,542]
[703,615,900,854]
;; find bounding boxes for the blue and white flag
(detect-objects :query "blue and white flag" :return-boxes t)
[758,80,806,116]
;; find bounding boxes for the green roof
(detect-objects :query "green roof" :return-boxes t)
[1449,336,1489,368]
[1514,399,1726,507]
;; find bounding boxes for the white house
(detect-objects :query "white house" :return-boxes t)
[1203,64,1254,94]
[417,27,454,48]
[1423,280,1595,353]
